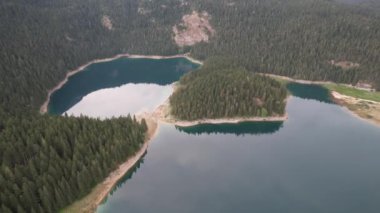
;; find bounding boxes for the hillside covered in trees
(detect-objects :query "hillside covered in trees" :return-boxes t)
[189,0,380,90]
[170,60,288,120]
[0,0,379,116]
[0,115,147,212]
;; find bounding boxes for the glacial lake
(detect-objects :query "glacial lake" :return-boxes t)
[49,57,380,213]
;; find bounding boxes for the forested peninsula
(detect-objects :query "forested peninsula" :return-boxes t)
[0,115,148,212]
[169,60,288,122]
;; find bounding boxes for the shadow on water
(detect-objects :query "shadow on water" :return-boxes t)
[100,151,147,205]
[175,121,284,136]
[176,82,333,136]
[286,82,333,104]
[49,57,200,115]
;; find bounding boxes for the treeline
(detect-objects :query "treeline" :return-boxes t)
[0,114,147,212]
[1,0,379,114]
[0,0,379,211]
[190,0,380,90]
[2,0,380,116]
[170,59,288,120]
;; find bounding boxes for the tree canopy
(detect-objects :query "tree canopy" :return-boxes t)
[0,114,147,212]
[170,59,288,120]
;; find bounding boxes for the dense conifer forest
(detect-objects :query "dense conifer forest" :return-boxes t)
[1,0,379,211]
[0,114,147,212]
[1,0,379,115]
[170,59,288,120]
[189,0,380,90]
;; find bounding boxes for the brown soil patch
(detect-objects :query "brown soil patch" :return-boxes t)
[101,15,113,30]
[355,81,374,91]
[329,60,359,69]
[173,11,215,47]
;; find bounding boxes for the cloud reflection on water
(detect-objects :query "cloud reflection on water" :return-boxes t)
[65,83,172,119]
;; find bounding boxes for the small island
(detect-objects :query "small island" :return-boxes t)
[156,61,289,126]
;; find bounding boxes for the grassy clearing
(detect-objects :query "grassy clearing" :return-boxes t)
[266,74,380,102]
[324,84,380,102]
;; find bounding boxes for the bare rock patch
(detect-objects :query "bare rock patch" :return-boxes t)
[173,11,215,47]
[101,15,113,30]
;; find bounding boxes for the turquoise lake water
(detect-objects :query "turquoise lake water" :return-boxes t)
[48,57,380,213]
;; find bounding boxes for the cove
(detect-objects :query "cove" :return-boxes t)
[97,83,380,213]
[48,57,200,115]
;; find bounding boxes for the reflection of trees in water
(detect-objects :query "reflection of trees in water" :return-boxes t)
[100,151,147,204]
[175,61,195,73]
[176,83,335,136]
[286,83,333,104]
[175,121,284,136]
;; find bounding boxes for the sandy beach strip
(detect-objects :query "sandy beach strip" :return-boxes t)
[331,91,380,127]
[261,73,372,91]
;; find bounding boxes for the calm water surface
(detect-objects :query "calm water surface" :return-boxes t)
[50,58,380,213]
[48,57,199,115]
[97,84,380,213]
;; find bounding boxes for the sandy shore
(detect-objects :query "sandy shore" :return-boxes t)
[39,53,202,114]
[62,118,158,213]
[261,73,373,91]
[331,91,380,126]
[262,73,343,85]
[127,53,203,65]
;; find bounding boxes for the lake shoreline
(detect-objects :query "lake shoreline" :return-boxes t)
[330,91,380,127]
[264,73,380,127]
[261,73,354,88]
[62,118,158,213]
[39,53,202,114]
[162,116,288,127]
